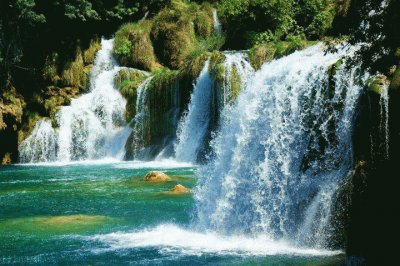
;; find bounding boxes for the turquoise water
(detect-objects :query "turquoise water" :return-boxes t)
[0,162,344,265]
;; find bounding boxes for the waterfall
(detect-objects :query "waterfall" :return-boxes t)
[194,44,364,248]
[379,83,390,159]
[19,39,131,163]
[19,120,57,163]
[130,77,153,158]
[212,8,222,35]
[220,52,254,105]
[174,60,213,163]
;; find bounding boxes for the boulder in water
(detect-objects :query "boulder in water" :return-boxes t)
[169,184,191,194]
[144,171,171,182]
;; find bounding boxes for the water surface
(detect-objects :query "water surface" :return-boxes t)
[0,162,343,265]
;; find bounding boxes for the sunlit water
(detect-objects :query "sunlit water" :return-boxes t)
[0,163,343,265]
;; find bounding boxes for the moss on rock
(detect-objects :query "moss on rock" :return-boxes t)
[151,1,197,69]
[368,75,389,95]
[114,69,148,121]
[114,21,159,71]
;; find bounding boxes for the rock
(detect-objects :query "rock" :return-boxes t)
[368,75,389,95]
[144,171,171,182]
[169,184,191,194]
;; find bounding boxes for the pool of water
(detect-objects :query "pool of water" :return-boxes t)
[0,161,344,265]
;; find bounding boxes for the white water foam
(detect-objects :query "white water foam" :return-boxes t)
[87,224,343,257]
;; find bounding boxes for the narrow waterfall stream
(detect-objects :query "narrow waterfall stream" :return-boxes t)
[19,39,130,163]
[129,77,153,158]
[174,60,213,163]
[379,83,390,159]
[212,8,222,35]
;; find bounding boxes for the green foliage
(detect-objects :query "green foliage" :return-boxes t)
[306,9,335,38]
[105,0,139,20]
[13,0,46,25]
[64,0,100,21]
[217,0,336,49]
[114,21,158,71]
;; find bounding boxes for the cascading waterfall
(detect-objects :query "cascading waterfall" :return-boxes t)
[194,44,365,248]
[220,52,254,105]
[379,83,390,159]
[174,60,213,162]
[130,77,153,158]
[19,39,131,163]
[19,120,57,163]
[174,53,254,163]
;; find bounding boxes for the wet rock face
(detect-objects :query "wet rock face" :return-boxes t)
[144,171,172,182]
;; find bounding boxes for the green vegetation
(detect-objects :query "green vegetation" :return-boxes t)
[249,35,315,70]
[114,21,158,71]
[217,0,336,49]
[114,69,148,121]
[368,75,389,95]
[0,88,25,131]
[113,0,217,71]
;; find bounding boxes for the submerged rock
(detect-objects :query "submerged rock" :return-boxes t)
[34,214,107,226]
[144,171,171,182]
[169,184,191,194]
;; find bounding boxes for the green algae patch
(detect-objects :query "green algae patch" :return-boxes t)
[0,215,112,235]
